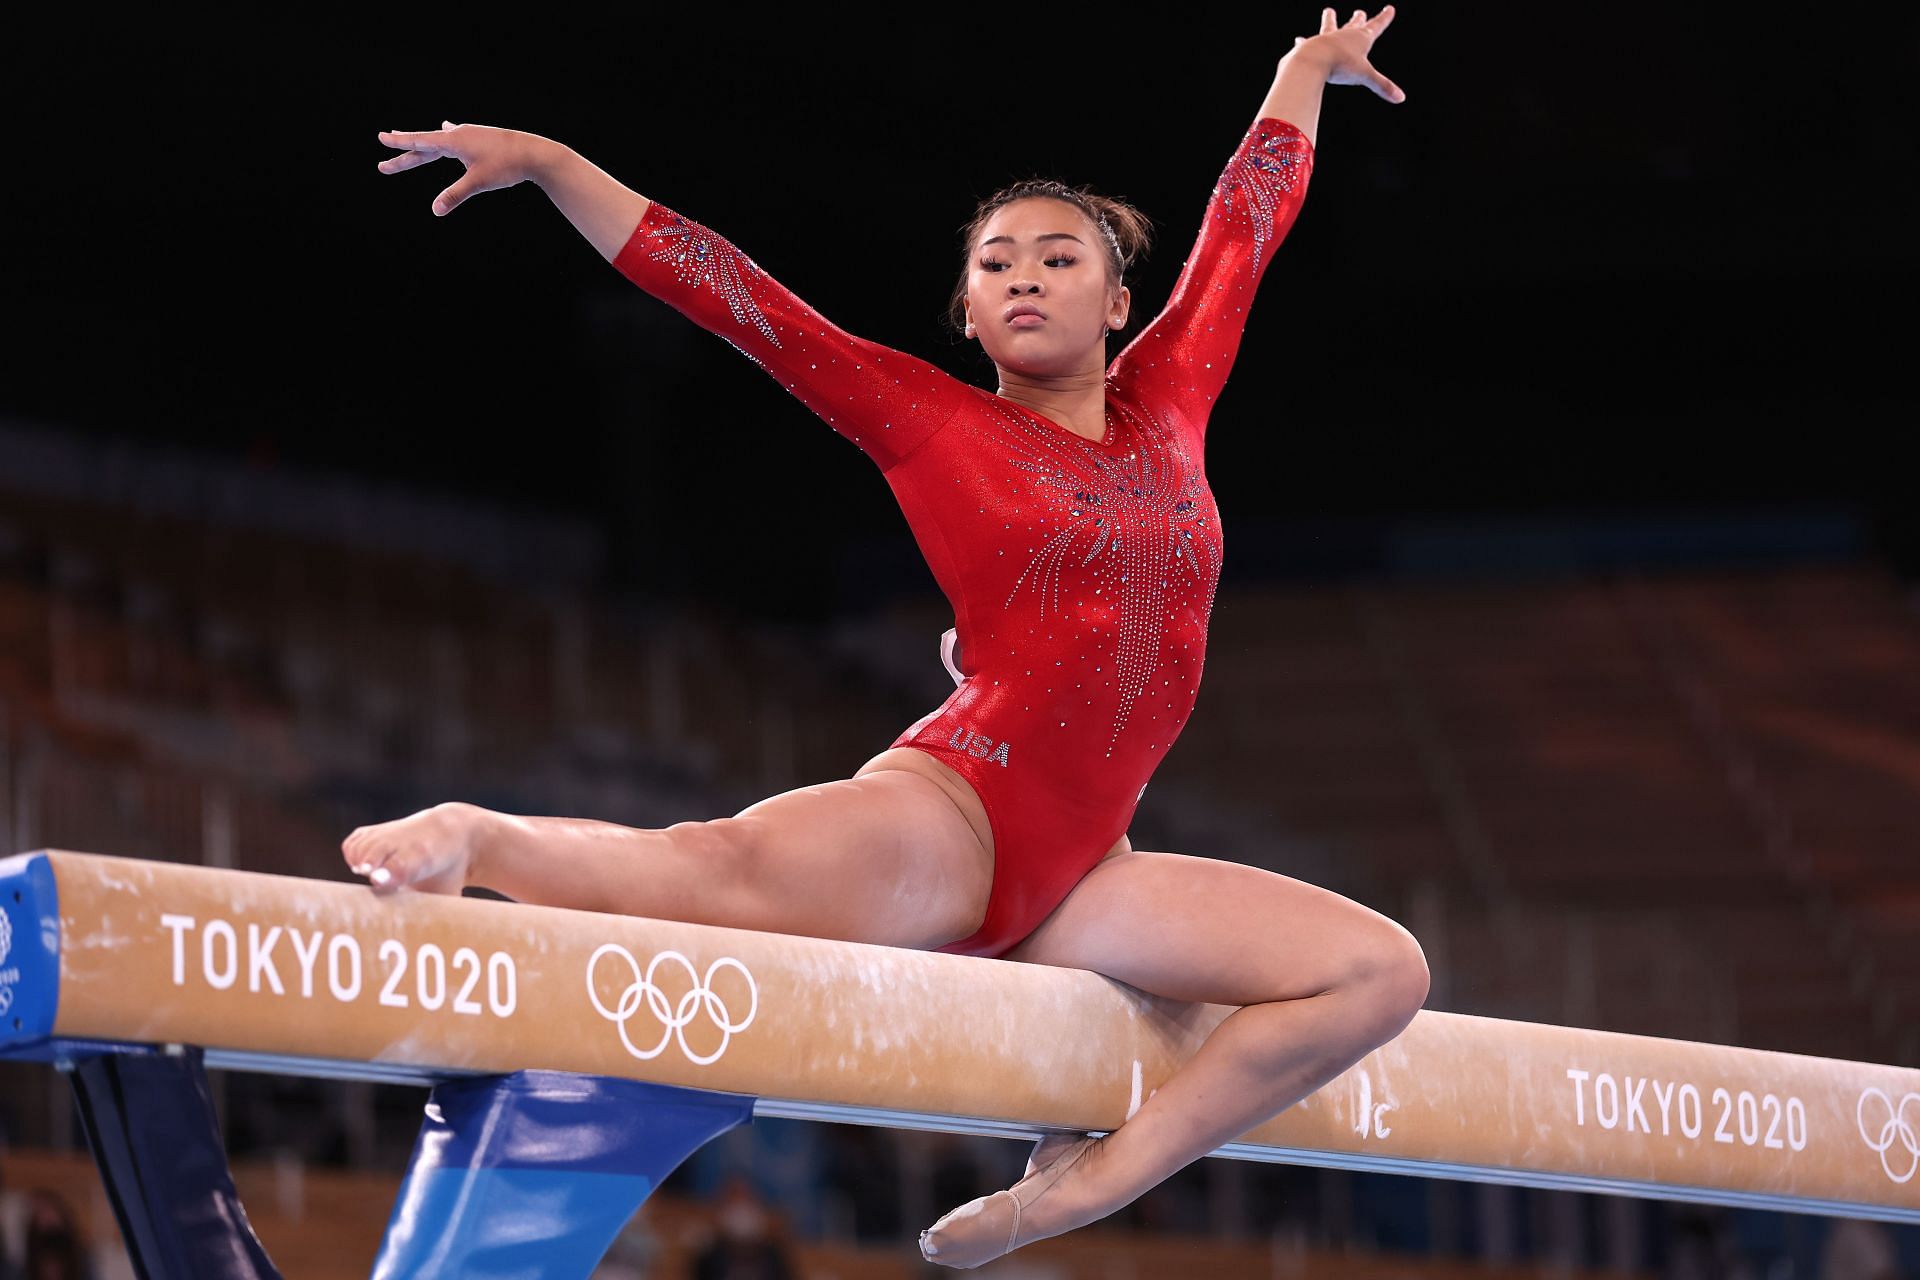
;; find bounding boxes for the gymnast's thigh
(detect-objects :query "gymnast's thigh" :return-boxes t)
[999,849,1429,1011]
[722,770,994,951]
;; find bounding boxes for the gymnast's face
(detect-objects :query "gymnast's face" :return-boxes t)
[964,198,1129,374]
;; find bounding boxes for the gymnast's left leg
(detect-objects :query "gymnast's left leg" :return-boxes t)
[919,849,1429,1268]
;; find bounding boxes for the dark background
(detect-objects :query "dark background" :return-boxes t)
[7,11,1915,616]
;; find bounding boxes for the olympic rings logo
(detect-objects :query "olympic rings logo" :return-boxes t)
[1856,1087,1920,1184]
[586,944,759,1066]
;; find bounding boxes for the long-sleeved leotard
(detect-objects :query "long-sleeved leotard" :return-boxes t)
[613,115,1313,958]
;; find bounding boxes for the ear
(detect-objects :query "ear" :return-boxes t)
[1110,283,1131,330]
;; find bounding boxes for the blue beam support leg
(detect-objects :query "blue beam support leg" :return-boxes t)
[373,1070,756,1279]
[66,1045,282,1280]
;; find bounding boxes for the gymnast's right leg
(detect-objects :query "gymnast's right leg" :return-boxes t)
[338,772,994,951]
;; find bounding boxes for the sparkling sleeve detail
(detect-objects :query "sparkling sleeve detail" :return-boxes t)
[639,208,782,348]
[1219,116,1314,276]
[1106,116,1315,441]
[612,200,967,472]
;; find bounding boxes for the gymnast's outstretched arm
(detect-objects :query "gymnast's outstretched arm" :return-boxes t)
[1103,8,1404,436]
[375,122,965,470]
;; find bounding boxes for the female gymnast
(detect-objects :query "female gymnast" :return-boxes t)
[353,6,1418,1268]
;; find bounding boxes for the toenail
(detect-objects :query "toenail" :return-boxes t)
[371,868,391,884]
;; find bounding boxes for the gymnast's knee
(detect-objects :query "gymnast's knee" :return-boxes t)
[1355,925,1431,1042]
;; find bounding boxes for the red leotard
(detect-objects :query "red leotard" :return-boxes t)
[613,115,1314,957]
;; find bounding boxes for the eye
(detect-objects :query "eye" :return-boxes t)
[979,255,1079,272]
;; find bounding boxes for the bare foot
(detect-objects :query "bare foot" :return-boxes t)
[920,1133,1107,1269]
[1023,1130,1089,1178]
[341,802,484,895]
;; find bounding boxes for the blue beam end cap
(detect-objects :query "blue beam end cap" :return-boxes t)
[0,852,60,1050]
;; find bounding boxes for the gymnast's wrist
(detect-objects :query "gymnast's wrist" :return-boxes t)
[1279,38,1338,78]
[523,135,578,188]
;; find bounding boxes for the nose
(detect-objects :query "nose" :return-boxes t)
[1007,280,1040,296]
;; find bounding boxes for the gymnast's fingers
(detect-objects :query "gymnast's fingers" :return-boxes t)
[378,128,452,153]
[432,176,484,217]
[376,149,437,174]
[1321,7,1337,34]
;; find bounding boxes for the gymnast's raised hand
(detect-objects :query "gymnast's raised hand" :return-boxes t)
[1301,5,1406,103]
[376,121,546,216]
[374,120,647,260]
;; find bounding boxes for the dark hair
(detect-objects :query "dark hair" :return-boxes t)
[946,180,1154,341]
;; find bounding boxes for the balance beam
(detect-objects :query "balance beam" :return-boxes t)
[3,849,1916,1230]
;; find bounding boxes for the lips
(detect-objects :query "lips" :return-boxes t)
[1004,304,1046,324]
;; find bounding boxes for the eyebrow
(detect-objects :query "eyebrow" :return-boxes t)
[980,232,1087,247]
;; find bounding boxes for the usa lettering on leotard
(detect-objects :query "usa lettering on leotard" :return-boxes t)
[949,726,1012,768]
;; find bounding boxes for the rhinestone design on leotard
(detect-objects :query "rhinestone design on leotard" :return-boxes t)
[1216,123,1312,274]
[640,208,782,348]
[972,394,1221,758]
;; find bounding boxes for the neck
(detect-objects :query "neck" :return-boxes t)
[994,363,1108,433]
